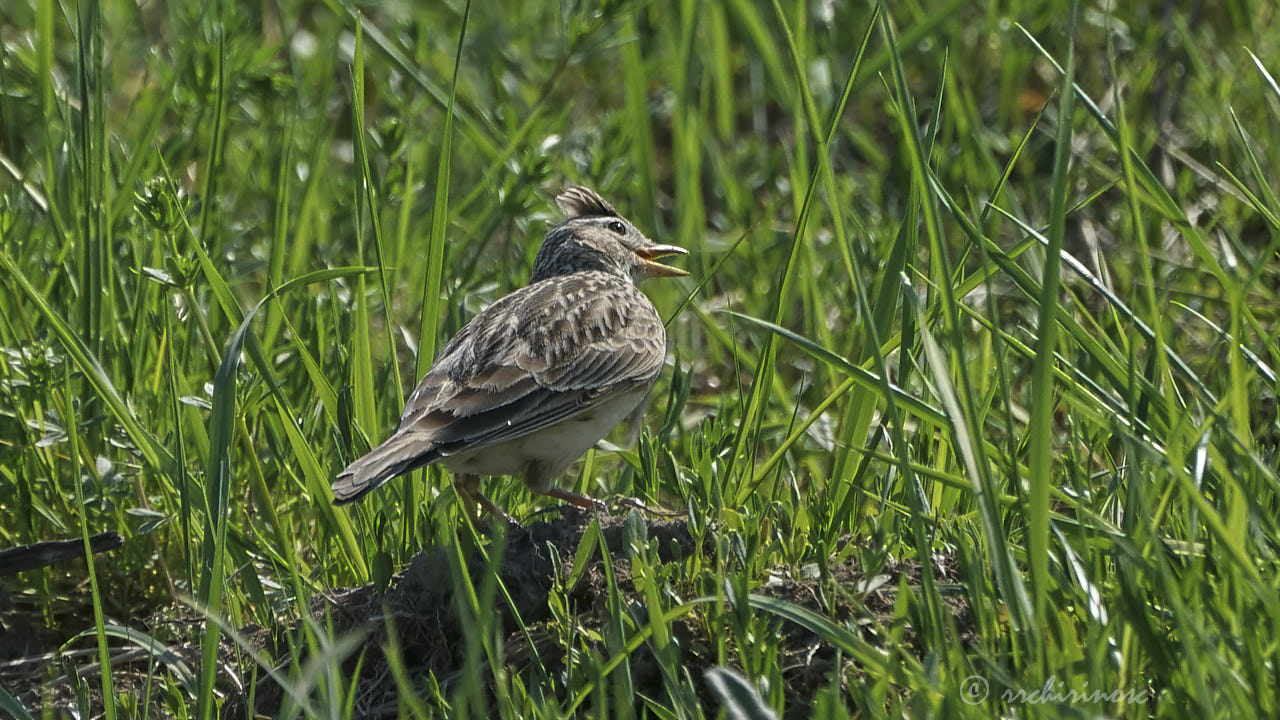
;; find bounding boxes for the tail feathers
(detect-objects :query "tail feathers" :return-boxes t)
[332,432,436,505]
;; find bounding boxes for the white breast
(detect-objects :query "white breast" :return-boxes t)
[440,386,649,480]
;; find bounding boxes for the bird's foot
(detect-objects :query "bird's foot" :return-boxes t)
[609,495,685,518]
[543,487,609,513]
[537,489,683,519]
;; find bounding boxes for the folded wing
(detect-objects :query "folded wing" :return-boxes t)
[398,272,666,453]
[331,272,665,504]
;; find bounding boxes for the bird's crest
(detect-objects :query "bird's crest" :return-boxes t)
[555,186,619,219]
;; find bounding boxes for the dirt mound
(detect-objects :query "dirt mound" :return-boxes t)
[243,507,699,716]
[4,509,970,717]
[237,509,970,718]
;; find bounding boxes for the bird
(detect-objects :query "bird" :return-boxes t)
[331,185,687,520]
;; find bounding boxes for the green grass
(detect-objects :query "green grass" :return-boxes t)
[2,0,1279,717]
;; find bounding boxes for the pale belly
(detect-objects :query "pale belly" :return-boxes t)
[439,387,647,479]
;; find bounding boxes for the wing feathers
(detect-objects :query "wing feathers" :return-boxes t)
[400,272,664,452]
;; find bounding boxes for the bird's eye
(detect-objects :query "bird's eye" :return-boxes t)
[606,220,627,236]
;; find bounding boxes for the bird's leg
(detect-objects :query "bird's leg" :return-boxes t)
[473,490,520,526]
[456,474,519,526]
[524,459,608,512]
[455,474,483,525]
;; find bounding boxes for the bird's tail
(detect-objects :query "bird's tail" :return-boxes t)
[332,432,436,505]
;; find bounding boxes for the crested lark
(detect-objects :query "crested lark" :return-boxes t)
[331,186,686,517]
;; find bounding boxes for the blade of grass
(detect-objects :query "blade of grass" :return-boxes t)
[74,0,108,370]
[877,12,972,653]
[418,1,470,378]
[61,365,115,720]
[1027,0,1077,632]
[196,267,377,719]
[778,2,878,496]
[0,687,33,720]
[261,119,295,350]
[881,10,1032,643]
[348,21,378,440]
[726,0,870,504]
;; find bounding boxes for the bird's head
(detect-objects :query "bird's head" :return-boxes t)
[531,186,688,284]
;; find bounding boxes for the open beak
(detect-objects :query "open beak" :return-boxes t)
[635,243,689,278]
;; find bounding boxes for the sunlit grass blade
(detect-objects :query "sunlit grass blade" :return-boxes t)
[418,2,470,383]
[1225,108,1280,227]
[900,277,1033,636]
[741,593,897,680]
[196,266,378,717]
[61,365,115,720]
[724,0,878,504]
[879,8,976,650]
[64,624,199,697]
[1026,0,1077,631]
[348,21,379,440]
[330,0,497,158]
[261,119,295,349]
[705,667,776,720]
